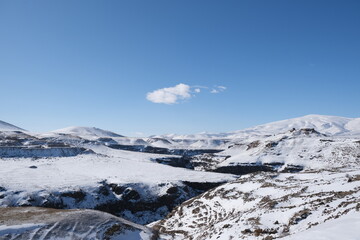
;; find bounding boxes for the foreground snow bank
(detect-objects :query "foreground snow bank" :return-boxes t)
[0,207,153,240]
[281,210,360,240]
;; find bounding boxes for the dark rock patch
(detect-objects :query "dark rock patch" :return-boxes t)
[213,162,303,175]
[182,181,226,192]
[247,141,261,150]
[61,190,86,203]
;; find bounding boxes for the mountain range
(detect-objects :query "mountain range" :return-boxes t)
[0,114,359,239]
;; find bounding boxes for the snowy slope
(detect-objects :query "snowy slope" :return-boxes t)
[223,130,359,169]
[1,114,360,240]
[0,120,25,132]
[52,126,124,138]
[281,210,360,240]
[228,114,360,138]
[0,142,236,224]
[188,128,360,175]
[157,115,360,140]
[0,207,153,240]
[0,146,235,191]
[154,169,360,240]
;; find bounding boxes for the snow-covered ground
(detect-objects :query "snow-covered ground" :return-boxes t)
[0,114,359,240]
[0,120,25,132]
[52,126,124,138]
[0,146,235,192]
[0,207,154,239]
[0,141,235,224]
[155,169,360,239]
[214,129,360,170]
[280,210,360,240]
[156,114,360,140]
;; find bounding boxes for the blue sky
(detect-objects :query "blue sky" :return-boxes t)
[1,0,359,136]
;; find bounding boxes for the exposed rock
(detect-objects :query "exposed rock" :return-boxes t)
[0,207,153,239]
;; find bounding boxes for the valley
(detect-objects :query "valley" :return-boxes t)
[0,115,359,239]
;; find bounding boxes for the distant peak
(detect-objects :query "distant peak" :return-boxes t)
[0,120,26,132]
[52,126,124,138]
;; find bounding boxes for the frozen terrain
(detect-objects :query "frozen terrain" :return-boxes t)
[154,169,360,239]
[157,115,360,139]
[52,126,124,138]
[0,120,25,132]
[0,114,359,239]
[0,207,154,239]
[0,121,236,225]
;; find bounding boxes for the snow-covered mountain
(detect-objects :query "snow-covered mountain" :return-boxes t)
[157,115,360,140]
[52,126,124,138]
[228,114,360,138]
[189,128,360,174]
[0,120,25,132]
[0,125,235,225]
[0,114,359,240]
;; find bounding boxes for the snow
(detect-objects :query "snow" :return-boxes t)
[0,147,235,192]
[155,169,360,240]
[1,114,360,239]
[233,114,355,136]
[0,207,154,240]
[52,126,124,138]
[0,120,25,132]
[0,223,45,236]
[156,114,360,140]
[281,210,360,240]
[215,130,360,171]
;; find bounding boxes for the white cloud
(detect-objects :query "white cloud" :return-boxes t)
[211,85,227,94]
[146,83,227,104]
[146,83,192,104]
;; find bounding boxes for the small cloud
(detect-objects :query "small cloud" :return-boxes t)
[146,83,192,104]
[146,83,226,104]
[210,85,227,94]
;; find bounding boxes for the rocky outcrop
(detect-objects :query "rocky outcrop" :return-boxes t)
[0,146,92,158]
[154,169,360,239]
[108,144,222,156]
[0,180,228,225]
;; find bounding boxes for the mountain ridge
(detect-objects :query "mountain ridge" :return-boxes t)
[156,114,360,139]
[51,126,124,138]
[0,120,26,132]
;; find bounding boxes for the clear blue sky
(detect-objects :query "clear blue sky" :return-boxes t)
[1,0,359,136]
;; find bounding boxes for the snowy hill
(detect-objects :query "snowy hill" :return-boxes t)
[157,115,360,140]
[52,126,124,138]
[154,169,360,240]
[1,114,360,240]
[0,120,25,132]
[0,207,154,239]
[188,128,360,174]
[0,142,235,224]
[228,114,360,138]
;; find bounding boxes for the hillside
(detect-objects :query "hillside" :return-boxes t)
[52,126,124,138]
[0,115,359,239]
[157,115,360,140]
[0,120,25,132]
